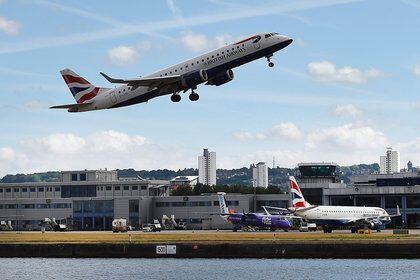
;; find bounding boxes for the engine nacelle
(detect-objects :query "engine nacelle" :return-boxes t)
[181,69,208,89]
[207,69,234,86]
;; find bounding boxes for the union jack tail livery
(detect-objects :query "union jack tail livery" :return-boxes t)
[289,176,311,209]
[60,68,102,104]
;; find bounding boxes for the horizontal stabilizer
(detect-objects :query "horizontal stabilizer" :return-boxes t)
[50,101,93,110]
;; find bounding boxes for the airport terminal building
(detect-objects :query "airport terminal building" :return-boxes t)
[2,165,420,230]
[0,169,289,230]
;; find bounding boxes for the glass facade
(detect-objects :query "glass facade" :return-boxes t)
[385,196,402,208]
[330,196,354,206]
[129,200,140,228]
[299,165,337,177]
[73,200,113,230]
[61,185,96,198]
[0,203,71,209]
[356,196,381,207]
[407,196,420,208]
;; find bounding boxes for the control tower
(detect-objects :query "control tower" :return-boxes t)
[297,162,341,205]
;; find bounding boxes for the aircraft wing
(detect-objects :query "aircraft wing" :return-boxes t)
[262,206,290,213]
[263,205,319,212]
[100,72,181,87]
[348,206,401,224]
[50,101,93,110]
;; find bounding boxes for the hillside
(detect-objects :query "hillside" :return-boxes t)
[0,164,379,185]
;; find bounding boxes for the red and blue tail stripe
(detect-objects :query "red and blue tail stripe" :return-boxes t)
[60,68,99,104]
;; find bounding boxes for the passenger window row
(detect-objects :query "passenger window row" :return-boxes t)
[159,44,246,77]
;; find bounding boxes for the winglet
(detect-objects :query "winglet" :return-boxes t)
[396,205,401,216]
[100,72,124,83]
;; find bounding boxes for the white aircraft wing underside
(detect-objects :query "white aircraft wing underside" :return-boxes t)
[100,72,181,87]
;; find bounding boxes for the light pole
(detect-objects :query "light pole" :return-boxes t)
[252,179,257,212]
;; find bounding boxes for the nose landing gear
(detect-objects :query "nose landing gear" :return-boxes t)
[266,54,274,67]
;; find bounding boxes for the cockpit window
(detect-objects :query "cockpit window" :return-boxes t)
[271,32,279,36]
[265,33,271,39]
[253,35,261,43]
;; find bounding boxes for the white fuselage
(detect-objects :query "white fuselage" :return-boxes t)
[296,205,391,226]
[80,33,291,111]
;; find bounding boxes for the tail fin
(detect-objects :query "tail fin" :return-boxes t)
[60,68,100,104]
[289,176,311,208]
[217,192,234,220]
[217,192,229,215]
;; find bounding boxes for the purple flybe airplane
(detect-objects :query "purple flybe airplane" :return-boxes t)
[217,192,292,232]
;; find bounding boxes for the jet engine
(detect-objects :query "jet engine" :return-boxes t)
[181,69,208,89]
[206,69,234,86]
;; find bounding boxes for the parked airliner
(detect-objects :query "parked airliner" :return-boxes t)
[51,32,292,112]
[266,177,400,233]
[217,192,292,232]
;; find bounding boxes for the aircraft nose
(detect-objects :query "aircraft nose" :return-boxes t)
[280,35,293,46]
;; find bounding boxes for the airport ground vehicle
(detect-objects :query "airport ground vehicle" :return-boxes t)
[299,223,317,232]
[42,218,67,232]
[161,215,187,230]
[112,218,129,233]
[0,220,13,231]
[142,220,162,232]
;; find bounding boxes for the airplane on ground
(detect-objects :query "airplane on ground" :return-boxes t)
[51,32,292,112]
[217,192,292,232]
[266,176,401,233]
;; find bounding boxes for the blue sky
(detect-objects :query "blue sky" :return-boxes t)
[0,0,420,176]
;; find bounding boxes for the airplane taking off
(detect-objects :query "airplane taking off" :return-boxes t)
[51,32,292,112]
[266,177,401,233]
[217,192,292,232]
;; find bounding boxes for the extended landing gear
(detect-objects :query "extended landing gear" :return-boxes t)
[323,226,333,233]
[266,54,274,67]
[189,91,199,101]
[171,94,181,102]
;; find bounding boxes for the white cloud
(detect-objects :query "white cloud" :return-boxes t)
[180,31,236,52]
[294,38,305,47]
[332,104,362,117]
[180,31,209,52]
[233,122,302,141]
[413,65,420,77]
[214,34,233,48]
[23,133,87,155]
[0,16,21,35]
[106,41,151,66]
[90,130,147,153]
[233,131,266,141]
[23,100,50,110]
[0,130,196,177]
[413,101,420,110]
[166,0,182,19]
[270,122,303,140]
[306,123,388,150]
[308,61,385,84]
[0,0,362,54]
[0,147,15,161]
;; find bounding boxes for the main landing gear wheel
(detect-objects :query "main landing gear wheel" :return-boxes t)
[171,94,181,102]
[189,92,199,101]
[268,62,274,67]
